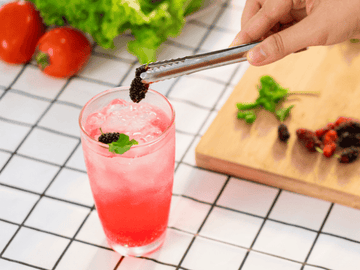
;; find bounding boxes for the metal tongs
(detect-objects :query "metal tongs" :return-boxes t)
[140,41,260,84]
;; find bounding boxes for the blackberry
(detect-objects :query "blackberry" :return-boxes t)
[338,132,360,148]
[338,146,359,163]
[98,132,120,144]
[129,65,149,103]
[278,123,290,142]
[335,120,360,136]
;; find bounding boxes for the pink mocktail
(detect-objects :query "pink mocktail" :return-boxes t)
[79,87,175,256]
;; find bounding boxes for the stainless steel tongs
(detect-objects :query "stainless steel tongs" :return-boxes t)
[140,41,260,84]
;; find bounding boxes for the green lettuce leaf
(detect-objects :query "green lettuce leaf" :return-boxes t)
[30,0,204,64]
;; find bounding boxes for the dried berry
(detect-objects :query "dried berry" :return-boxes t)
[129,65,149,103]
[323,142,336,158]
[296,128,322,152]
[338,146,359,163]
[335,120,360,136]
[315,127,330,140]
[338,132,360,148]
[278,124,290,142]
[334,116,353,127]
[98,132,120,144]
[323,130,338,145]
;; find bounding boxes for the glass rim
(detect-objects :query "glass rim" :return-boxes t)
[78,86,175,149]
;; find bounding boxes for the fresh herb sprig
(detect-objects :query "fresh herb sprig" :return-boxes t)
[98,128,138,154]
[237,75,295,123]
[109,134,139,154]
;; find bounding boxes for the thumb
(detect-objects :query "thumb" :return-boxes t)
[246,16,323,65]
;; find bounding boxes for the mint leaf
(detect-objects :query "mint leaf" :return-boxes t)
[276,105,295,122]
[108,134,139,154]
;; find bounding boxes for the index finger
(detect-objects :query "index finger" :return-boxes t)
[241,0,294,42]
[241,0,265,29]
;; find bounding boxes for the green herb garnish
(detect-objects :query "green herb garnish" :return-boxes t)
[276,105,295,122]
[236,75,293,124]
[108,134,139,154]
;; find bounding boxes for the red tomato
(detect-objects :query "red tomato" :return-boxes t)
[35,27,92,78]
[0,1,45,64]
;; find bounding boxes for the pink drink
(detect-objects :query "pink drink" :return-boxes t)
[79,87,175,256]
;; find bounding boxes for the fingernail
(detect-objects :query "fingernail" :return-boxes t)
[247,46,267,63]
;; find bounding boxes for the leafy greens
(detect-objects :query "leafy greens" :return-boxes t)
[29,0,204,64]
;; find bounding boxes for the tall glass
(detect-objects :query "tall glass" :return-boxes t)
[79,87,175,256]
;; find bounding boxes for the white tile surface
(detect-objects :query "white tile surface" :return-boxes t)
[157,43,193,62]
[216,6,243,33]
[169,76,224,108]
[148,78,177,97]
[181,236,247,270]
[170,99,210,134]
[0,91,49,124]
[58,78,109,107]
[217,178,279,217]
[55,241,121,270]
[79,55,131,85]
[242,251,302,270]
[0,221,18,253]
[269,191,331,230]
[0,61,23,88]
[119,256,175,270]
[3,227,69,269]
[17,128,79,165]
[0,151,10,170]
[46,168,94,207]
[196,63,238,84]
[0,259,38,270]
[200,206,263,248]
[11,65,67,99]
[175,132,195,162]
[253,220,317,262]
[76,210,109,248]
[199,111,217,136]
[168,196,211,233]
[38,102,81,137]
[323,204,360,241]
[0,186,39,223]
[173,164,227,203]
[182,136,201,166]
[169,24,208,48]
[25,197,89,238]
[0,120,30,152]
[200,29,236,52]
[307,234,360,270]
[146,229,194,265]
[66,144,87,171]
[0,155,59,193]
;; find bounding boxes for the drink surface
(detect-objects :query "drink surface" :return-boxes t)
[85,98,171,143]
[82,98,175,252]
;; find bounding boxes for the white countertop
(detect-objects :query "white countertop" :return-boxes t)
[0,0,360,269]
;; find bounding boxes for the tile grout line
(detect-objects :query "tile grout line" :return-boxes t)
[0,257,48,270]
[175,176,231,270]
[51,206,96,270]
[237,189,282,270]
[300,203,334,270]
[0,76,80,262]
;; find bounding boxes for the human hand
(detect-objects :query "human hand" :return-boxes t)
[230,0,360,66]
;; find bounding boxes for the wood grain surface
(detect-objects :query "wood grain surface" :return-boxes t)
[195,41,360,209]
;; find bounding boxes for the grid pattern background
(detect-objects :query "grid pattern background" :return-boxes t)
[1,0,360,269]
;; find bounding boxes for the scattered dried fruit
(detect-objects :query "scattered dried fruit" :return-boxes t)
[278,124,290,142]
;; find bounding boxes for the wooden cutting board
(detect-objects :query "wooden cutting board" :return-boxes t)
[195,41,360,209]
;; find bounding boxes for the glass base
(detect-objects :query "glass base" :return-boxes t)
[108,231,167,257]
